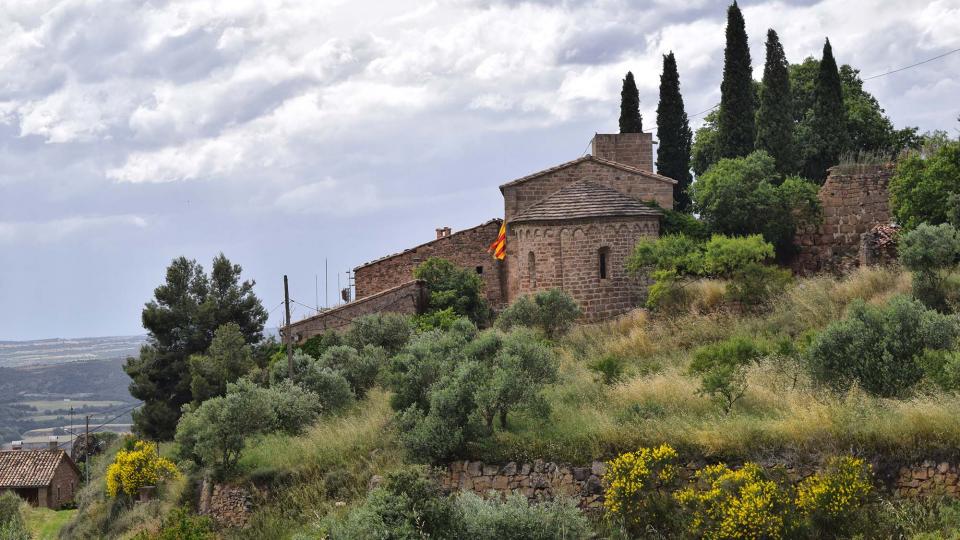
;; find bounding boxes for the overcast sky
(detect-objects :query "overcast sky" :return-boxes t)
[0,0,957,340]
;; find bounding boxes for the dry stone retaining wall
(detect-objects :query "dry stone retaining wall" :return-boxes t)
[198,479,256,529]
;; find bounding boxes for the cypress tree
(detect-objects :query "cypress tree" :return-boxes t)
[755,29,795,178]
[619,71,643,133]
[656,52,694,211]
[806,38,848,182]
[718,1,756,158]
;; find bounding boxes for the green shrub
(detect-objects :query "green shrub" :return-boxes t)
[588,354,625,385]
[676,463,798,540]
[412,307,461,331]
[329,466,458,540]
[133,507,215,540]
[318,345,379,398]
[807,296,960,397]
[188,322,257,403]
[298,330,343,360]
[496,289,581,339]
[298,365,354,413]
[345,313,412,355]
[889,140,960,230]
[322,468,356,500]
[689,337,765,413]
[899,223,960,311]
[796,456,874,538]
[603,444,680,536]
[457,492,591,540]
[414,257,491,325]
[267,379,324,433]
[0,492,26,540]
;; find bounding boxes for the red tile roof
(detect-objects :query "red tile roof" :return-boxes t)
[0,450,78,488]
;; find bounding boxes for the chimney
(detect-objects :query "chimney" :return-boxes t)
[48,436,58,450]
[11,441,22,451]
[590,132,654,172]
[435,227,451,239]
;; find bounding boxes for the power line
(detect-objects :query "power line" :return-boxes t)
[863,47,960,81]
[690,103,720,119]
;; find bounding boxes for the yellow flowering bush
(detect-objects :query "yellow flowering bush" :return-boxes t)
[797,456,873,534]
[603,444,679,534]
[676,462,796,540]
[106,440,179,498]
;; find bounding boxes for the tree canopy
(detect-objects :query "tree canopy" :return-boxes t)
[656,52,694,211]
[755,29,795,177]
[619,71,643,133]
[717,1,756,159]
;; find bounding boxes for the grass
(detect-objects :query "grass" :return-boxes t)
[22,505,77,539]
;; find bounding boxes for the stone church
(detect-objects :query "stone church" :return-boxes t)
[283,132,676,343]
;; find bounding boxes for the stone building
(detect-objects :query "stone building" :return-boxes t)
[283,132,674,342]
[0,447,81,509]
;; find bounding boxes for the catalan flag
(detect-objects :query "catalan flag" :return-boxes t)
[488,221,506,260]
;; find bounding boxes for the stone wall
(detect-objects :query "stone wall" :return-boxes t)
[354,220,506,308]
[793,164,895,274]
[508,218,658,321]
[282,280,427,344]
[198,479,256,529]
[895,461,960,497]
[591,132,654,172]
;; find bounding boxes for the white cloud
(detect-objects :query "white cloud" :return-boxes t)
[274,178,384,217]
[0,214,148,244]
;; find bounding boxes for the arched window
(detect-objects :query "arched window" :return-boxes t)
[528,251,537,289]
[598,247,610,280]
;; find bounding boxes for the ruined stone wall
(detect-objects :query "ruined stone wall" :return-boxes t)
[794,165,894,274]
[502,160,674,223]
[508,218,658,321]
[354,220,505,308]
[590,133,654,172]
[198,479,256,528]
[282,280,426,344]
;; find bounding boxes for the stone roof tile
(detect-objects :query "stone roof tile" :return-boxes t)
[511,180,663,223]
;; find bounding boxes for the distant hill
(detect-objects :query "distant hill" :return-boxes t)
[0,335,145,368]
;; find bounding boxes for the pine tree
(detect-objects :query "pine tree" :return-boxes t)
[619,71,643,133]
[718,1,756,158]
[656,52,694,211]
[805,38,848,182]
[755,29,795,178]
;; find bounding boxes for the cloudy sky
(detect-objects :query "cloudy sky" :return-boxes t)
[0,0,957,340]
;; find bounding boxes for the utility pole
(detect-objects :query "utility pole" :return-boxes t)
[84,415,90,485]
[284,275,293,377]
[325,259,329,309]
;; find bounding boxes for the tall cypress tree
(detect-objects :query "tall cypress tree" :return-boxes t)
[619,71,643,133]
[806,38,848,182]
[755,29,795,178]
[656,52,694,211]
[718,1,755,158]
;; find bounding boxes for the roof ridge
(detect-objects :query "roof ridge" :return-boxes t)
[354,218,502,271]
[499,155,676,191]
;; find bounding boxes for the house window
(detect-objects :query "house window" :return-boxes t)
[57,486,61,501]
[599,247,610,280]
[475,266,484,274]
[528,251,537,288]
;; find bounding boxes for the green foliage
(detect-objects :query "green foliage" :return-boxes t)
[807,296,960,397]
[588,354,625,385]
[329,466,458,540]
[0,492,27,540]
[661,207,710,239]
[692,110,720,177]
[456,492,591,540]
[890,141,960,230]
[920,349,960,392]
[135,507,215,540]
[175,379,321,474]
[297,330,342,361]
[125,254,267,439]
[691,151,822,256]
[345,313,412,355]
[689,337,765,413]
[495,289,581,339]
[619,71,642,133]
[756,29,795,177]
[803,39,848,182]
[412,306,461,332]
[656,52,693,211]
[899,223,960,311]
[188,322,256,403]
[298,366,354,414]
[389,326,557,462]
[796,456,874,538]
[414,257,490,325]
[318,345,379,399]
[717,1,756,159]
[628,233,788,310]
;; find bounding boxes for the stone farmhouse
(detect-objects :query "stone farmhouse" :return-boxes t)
[0,446,80,509]
[283,132,676,344]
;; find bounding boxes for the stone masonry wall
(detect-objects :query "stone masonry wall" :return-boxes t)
[793,164,894,274]
[591,133,654,172]
[502,159,673,223]
[354,220,506,309]
[282,280,426,344]
[509,218,658,321]
[198,479,255,529]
